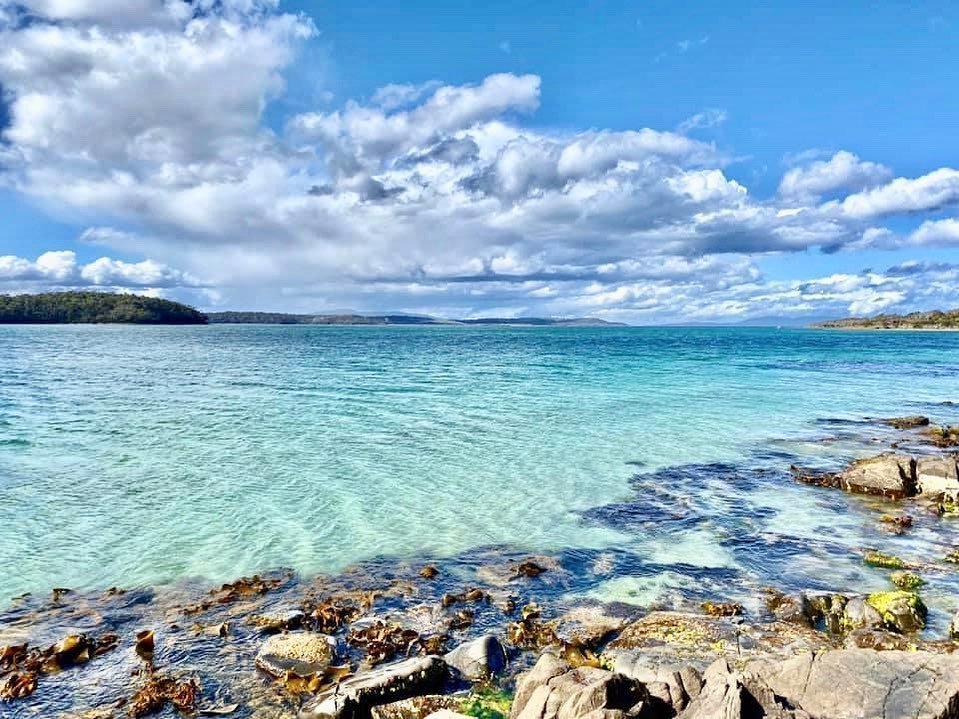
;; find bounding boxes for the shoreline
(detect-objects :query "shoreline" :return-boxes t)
[4,413,959,716]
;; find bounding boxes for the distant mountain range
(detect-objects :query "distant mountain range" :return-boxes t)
[207,311,625,327]
[815,309,959,329]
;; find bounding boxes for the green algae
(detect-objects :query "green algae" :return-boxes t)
[866,591,927,632]
[890,572,925,590]
[863,551,906,569]
[462,689,513,719]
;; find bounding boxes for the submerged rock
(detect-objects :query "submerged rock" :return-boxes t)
[299,655,449,719]
[882,416,930,430]
[444,635,507,680]
[255,632,335,677]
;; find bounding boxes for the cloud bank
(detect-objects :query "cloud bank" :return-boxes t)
[0,0,957,321]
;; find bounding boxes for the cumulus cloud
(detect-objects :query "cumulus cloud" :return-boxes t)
[779,151,892,201]
[0,0,957,320]
[0,249,198,291]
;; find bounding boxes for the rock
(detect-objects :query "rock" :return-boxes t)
[255,632,335,677]
[916,456,959,499]
[802,593,848,634]
[763,590,809,626]
[865,591,927,633]
[746,649,959,718]
[839,454,917,498]
[423,712,473,719]
[371,696,464,719]
[444,635,507,680]
[679,658,809,719]
[843,628,911,651]
[249,608,305,632]
[840,597,884,632]
[611,652,702,714]
[299,655,449,719]
[509,655,650,719]
[882,416,930,429]
[952,611,959,640]
[553,606,629,648]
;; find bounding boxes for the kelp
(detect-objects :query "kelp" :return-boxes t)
[506,604,559,649]
[701,602,744,618]
[420,565,440,579]
[306,594,367,634]
[347,621,421,665]
[126,670,200,717]
[183,574,286,615]
[0,633,119,701]
[442,588,488,607]
[879,514,913,535]
[279,663,352,695]
[514,561,548,579]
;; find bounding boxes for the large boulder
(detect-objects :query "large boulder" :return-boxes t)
[255,632,335,677]
[839,454,917,498]
[745,649,959,718]
[300,656,449,719]
[444,635,507,680]
[916,456,959,500]
[510,654,654,719]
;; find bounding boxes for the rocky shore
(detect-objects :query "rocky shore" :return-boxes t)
[3,413,959,718]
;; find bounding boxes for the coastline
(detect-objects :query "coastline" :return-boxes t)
[4,412,959,717]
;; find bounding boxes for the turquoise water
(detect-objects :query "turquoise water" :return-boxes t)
[2,325,959,607]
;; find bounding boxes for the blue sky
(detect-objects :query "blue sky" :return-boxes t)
[1,0,958,321]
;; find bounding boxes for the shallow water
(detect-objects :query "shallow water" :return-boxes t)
[2,325,959,611]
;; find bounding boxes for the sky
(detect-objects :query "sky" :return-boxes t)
[1,0,958,323]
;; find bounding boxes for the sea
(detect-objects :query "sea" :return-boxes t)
[3,324,959,621]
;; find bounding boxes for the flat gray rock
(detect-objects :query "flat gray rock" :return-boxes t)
[255,632,335,677]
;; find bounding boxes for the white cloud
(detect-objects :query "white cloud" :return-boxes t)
[836,167,959,218]
[676,108,727,134]
[779,151,892,201]
[0,249,197,290]
[0,1,957,321]
[907,217,959,247]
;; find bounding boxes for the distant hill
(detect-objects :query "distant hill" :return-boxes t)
[815,309,959,330]
[207,311,623,327]
[0,292,207,324]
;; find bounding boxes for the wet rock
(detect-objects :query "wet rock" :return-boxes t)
[509,655,650,719]
[916,456,959,500]
[611,652,702,715]
[553,606,629,648]
[249,608,305,632]
[865,591,927,633]
[299,655,449,719]
[839,597,884,632]
[371,695,464,719]
[255,632,335,677]
[843,628,911,650]
[951,611,959,640]
[882,416,930,430]
[862,550,906,569]
[746,649,959,718]
[444,635,507,680]
[890,571,925,590]
[839,454,917,498]
[763,590,808,626]
[607,612,731,657]
[802,593,848,634]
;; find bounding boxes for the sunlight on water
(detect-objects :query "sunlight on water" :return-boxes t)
[2,325,959,606]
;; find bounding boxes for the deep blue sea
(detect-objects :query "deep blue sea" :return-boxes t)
[2,325,959,617]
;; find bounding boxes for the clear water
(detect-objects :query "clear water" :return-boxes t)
[2,325,959,608]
